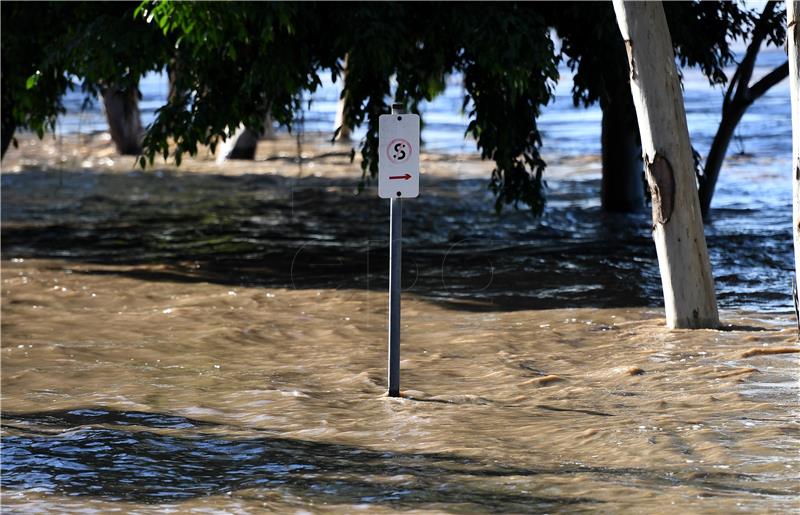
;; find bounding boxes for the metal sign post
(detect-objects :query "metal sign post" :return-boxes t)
[378,103,420,397]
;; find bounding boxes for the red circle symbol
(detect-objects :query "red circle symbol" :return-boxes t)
[386,138,412,164]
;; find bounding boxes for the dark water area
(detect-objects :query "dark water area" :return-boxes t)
[1,409,604,510]
[0,157,794,313]
[40,48,794,312]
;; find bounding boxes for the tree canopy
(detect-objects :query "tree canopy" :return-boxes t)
[1,1,776,215]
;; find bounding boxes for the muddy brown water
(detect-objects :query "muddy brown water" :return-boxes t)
[1,135,798,513]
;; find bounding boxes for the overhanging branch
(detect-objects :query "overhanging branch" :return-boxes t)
[747,61,789,102]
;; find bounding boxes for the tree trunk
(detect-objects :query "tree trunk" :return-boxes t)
[102,85,143,155]
[216,123,259,162]
[789,2,800,293]
[263,112,276,140]
[216,112,276,163]
[698,107,746,217]
[334,55,351,141]
[601,82,644,212]
[613,0,719,328]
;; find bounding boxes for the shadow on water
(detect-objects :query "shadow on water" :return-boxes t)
[1,167,793,312]
[1,409,789,509]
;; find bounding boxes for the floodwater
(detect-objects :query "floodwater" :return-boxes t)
[2,132,799,513]
[2,45,798,514]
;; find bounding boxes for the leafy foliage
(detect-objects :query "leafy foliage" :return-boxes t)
[137,2,340,166]
[2,1,774,217]
[1,2,72,152]
[336,3,557,213]
[548,1,763,110]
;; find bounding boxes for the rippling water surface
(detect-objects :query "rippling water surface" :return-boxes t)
[2,135,799,512]
[1,46,798,513]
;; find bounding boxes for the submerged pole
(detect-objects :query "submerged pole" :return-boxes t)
[388,102,404,397]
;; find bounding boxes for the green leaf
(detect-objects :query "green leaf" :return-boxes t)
[25,72,40,90]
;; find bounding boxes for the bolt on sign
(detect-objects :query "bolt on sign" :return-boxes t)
[378,113,420,198]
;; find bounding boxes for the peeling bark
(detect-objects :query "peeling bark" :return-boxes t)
[646,154,675,225]
[624,39,636,80]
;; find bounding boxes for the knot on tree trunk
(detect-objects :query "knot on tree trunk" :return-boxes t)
[646,153,675,225]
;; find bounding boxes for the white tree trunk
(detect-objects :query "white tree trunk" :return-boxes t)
[613,0,719,328]
[334,55,351,141]
[789,2,800,294]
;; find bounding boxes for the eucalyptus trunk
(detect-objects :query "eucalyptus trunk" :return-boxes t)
[334,54,351,141]
[613,0,719,329]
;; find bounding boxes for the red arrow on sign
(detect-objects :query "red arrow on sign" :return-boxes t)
[389,174,412,180]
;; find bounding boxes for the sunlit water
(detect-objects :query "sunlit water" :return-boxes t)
[2,48,798,512]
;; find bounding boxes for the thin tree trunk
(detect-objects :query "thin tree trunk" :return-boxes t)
[601,82,644,212]
[698,1,789,219]
[788,2,800,294]
[263,112,276,140]
[102,85,143,155]
[698,108,746,215]
[334,55,351,141]
[613,0,719,329]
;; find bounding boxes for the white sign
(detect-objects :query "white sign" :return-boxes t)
[378,113,420,198]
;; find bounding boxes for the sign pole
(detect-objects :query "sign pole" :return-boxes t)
[388,102,404,397]
[378,102,417,397]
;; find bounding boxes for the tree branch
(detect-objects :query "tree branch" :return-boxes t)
[747,60,789,102]
[733,1,778,104]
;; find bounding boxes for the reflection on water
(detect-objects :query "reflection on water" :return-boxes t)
[1,139,799,512]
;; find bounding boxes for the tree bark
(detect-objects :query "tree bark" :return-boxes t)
[698,1,789,219]
[601,81,644,212]
[788,2,800,295]
[102,85,143,156]
[613,0,719,328]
